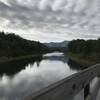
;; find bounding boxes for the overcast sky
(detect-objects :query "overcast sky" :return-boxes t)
[0,0,100,42]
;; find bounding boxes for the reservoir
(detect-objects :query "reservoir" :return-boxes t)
[0,52,81,100]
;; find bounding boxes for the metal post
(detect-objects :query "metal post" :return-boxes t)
[84,83,90,100]
[98,74,100,77]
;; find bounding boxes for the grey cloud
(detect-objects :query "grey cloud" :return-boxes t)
[0,0,100,40]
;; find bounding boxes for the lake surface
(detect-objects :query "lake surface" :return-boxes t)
[0,52,81,100]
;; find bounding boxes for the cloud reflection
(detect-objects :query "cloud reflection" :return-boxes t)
[0,52,77,100]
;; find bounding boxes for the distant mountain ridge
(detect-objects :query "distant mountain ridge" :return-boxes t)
[44,41,69,48]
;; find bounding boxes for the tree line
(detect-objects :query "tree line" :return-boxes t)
[68,38,100,63]
[0,31,48,57]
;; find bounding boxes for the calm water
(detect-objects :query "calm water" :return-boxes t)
[0,52,81,100]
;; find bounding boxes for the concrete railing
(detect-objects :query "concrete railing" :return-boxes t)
[23,64,100,100]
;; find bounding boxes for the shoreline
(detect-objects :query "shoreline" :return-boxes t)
[0,54,43,64]
[67,52,98,67]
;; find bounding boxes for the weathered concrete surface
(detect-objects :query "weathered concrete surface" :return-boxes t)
[23,63,100,100]
[85,77,100,100]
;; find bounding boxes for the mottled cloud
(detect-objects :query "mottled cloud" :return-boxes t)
[0,0,100,41]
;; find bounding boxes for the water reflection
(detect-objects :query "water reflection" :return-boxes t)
[68,59,86,71]
[0,52,80,100]
[0,56,42,76]
[43,53,69,63]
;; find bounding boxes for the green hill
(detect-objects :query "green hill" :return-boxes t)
[0,31,48,58]
[67,39,100,66]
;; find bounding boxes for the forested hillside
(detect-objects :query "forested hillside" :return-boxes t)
[0,31,48,57]
[68,39,100,65]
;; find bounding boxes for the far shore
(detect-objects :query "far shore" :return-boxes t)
[67,52,98,67]
[0,54,44,64]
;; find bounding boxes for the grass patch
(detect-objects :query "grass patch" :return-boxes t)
[67,52,99,67]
